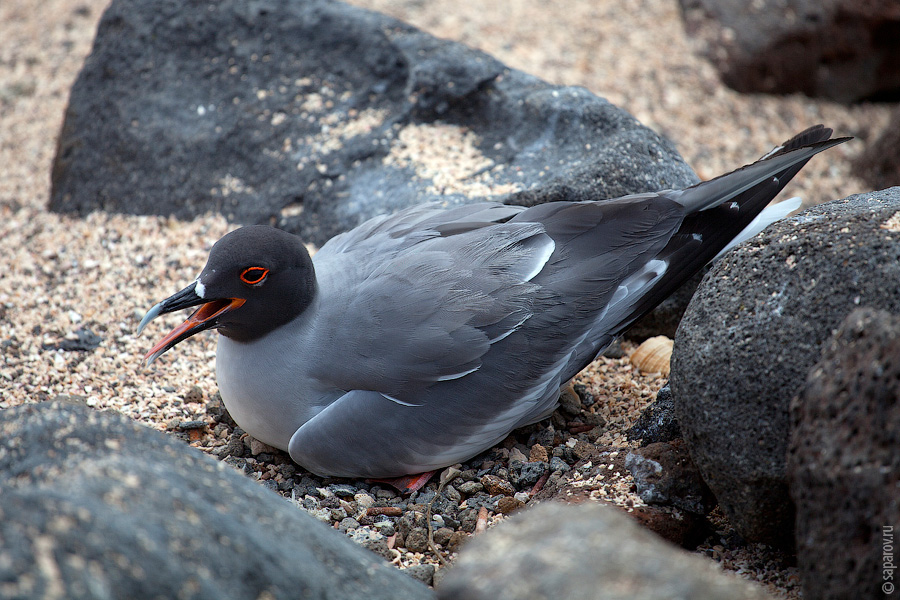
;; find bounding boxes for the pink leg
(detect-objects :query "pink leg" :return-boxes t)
[367,470,436,494]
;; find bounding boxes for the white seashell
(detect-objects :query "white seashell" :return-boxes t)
[629,335,674,376]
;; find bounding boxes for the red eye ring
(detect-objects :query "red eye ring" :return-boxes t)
[240,267,269,285]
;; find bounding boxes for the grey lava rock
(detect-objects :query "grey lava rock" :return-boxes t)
[626,383,682,446]
[405,564,436,587]
[788,308,900,599]
[671,188,900,546]
[437,502,769,600]
[625,439,715,515]
[679,0,900,103]
[50,0,697,247]
[0,402,432,600]
[509,461,549,490]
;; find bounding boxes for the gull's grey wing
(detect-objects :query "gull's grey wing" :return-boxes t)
[290,197,690,477]
[289,388,537,477]
[319,201,525,255]
[309,217,556,397]
[310,196,687,404]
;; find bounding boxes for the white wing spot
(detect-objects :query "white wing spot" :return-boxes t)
[487,313,531,344]
[380,393,423,407]
[435,365,481,381]
[523,238,555,282]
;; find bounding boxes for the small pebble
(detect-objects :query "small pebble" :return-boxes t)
[374,487,397,499]
[458,508,478,533]
[404,564,435,586]
[433,527,454,546]
[354,492,375,509]
[456,480,483,495]
[248,437,277,456]
[182,385,204,403]
[508,447,528,463]
[447,530,469,552]
[458,469,478,482]
[529,444,549,463]
[174,420,206,431]
[480,474,515,496]
[412,489,436,505]
[549,456,571,473]
[404,527,429,553]
[372,520,396,537]
[442,484,462,503]
[439,466,461,485]
[309,508,332,523]
[497,496,524,514]
[366,506,403,517]
[327,483,358,498]
[338,517,360,532]
[329,508,347,521]
[349,529,393,561]
[278,463,297,478]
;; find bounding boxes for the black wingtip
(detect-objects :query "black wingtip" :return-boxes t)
[607,126,849,340]
[760,125,853,161]
[780,124,833,150]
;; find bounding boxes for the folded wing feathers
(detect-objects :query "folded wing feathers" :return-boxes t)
[316,127,845,409]
[320,220,557,399]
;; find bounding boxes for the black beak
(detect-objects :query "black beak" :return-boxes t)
[138,282,245,365]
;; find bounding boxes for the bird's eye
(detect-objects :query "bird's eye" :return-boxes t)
[240,267,269,285]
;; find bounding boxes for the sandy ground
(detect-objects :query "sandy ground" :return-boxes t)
[0,0,892,597]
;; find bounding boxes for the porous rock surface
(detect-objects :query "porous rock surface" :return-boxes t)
[626,383,682,446]
[0,401,432,600]
[50,0,697,247]
[671,187,900,546]
[437,501,769,600]
[626,439,716,516]
[789,308,900,600]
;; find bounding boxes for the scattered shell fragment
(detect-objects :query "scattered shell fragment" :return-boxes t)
[629,336,674,376]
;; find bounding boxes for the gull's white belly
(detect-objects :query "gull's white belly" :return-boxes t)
[215,329,329,452]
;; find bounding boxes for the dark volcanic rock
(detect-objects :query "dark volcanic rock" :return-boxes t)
[671,188,900,547]
[853,106,900,192]
[679,0,900,103]
[625,439,716,515]
[437,502,769,600]
[626,383,682,446]
[788,308,900,599]
[50,0,697,247]
[0,402,431,600]
[628,505,708,550]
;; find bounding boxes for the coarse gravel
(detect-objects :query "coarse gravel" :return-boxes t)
[1,0,889,597]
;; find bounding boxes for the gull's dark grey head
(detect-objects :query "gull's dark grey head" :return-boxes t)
[138,226,315,364]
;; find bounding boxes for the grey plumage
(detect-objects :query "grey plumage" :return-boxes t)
[140,126,849,478]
